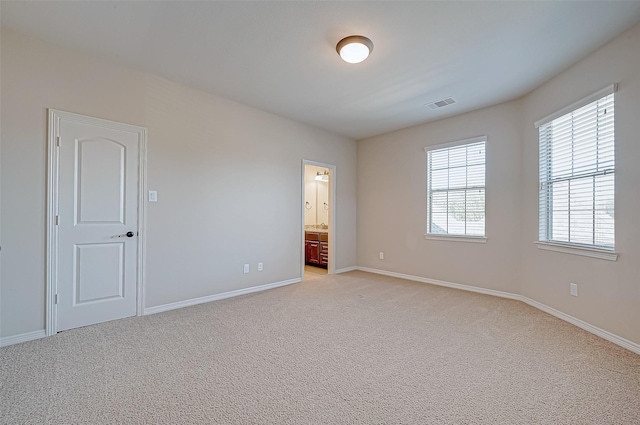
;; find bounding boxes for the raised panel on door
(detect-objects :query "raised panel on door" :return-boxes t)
[74,243,125,304]
[308,241,320,264]
[305,241,312,264]
[76,138,126,224]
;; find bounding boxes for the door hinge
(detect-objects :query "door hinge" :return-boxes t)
[55,215,59,226]
[55,294,58,304]
[56,136,60,147]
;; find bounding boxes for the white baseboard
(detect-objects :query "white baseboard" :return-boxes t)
[520,296,640,355]
[357,266,521,301]
[356,266,640,355]
[335,266,358,274]
[144,277,301,315]
[4,270,638,356]
[0,329,47,348]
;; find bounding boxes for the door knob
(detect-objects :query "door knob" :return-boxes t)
[126,231,135,237]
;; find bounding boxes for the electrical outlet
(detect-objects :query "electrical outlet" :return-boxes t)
[379,252,384,260]
[570,283,578,297]
[257,262,263,272]
[243,264,250,274]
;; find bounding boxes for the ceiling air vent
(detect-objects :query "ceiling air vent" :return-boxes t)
[426,97,456,110]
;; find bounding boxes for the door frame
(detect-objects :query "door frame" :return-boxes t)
[46,109,147,336]
[301,160,337,278]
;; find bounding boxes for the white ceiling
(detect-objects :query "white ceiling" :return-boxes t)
[3,1,640,140]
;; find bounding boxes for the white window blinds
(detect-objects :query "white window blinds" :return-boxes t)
[538,91,615,249]
[426,137,486,237]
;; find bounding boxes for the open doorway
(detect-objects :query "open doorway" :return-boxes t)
[302,161,336,281]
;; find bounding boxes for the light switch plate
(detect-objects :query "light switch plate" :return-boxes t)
[148,190,158,202]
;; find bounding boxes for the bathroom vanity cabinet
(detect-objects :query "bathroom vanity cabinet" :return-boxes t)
[304,231,328,268]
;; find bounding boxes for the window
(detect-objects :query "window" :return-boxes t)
[537,86,615,252]
[425,137,486,240]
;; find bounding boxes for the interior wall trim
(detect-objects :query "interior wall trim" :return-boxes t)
[3,270,637,356]
[335,266,358,274]
[143,277,301,316]
[356,266,640,355]
[0,278,302,347]
[356,266,521,300]
[301,160,337,278]
[519,296,640,355]
[0,330,47,348]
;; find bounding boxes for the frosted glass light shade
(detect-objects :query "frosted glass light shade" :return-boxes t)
[336,36,373,64]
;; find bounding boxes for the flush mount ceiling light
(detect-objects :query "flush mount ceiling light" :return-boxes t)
[336,35,373,64]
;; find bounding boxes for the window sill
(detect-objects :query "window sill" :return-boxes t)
[534,241,618,261]
[425,234,487,244]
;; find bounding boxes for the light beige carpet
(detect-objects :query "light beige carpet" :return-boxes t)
[1,271,639,424]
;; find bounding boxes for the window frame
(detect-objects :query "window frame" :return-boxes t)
[535,84,618,261]
[424,136,487,243]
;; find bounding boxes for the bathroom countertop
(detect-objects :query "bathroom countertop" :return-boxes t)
[304,225,329,233]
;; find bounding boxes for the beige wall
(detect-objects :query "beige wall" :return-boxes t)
[357,101,523,294]
[358,22,640,346]
[520,22,640,345]
[0,28,357,338]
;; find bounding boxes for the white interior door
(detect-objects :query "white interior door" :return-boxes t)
[55,114,142,332]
